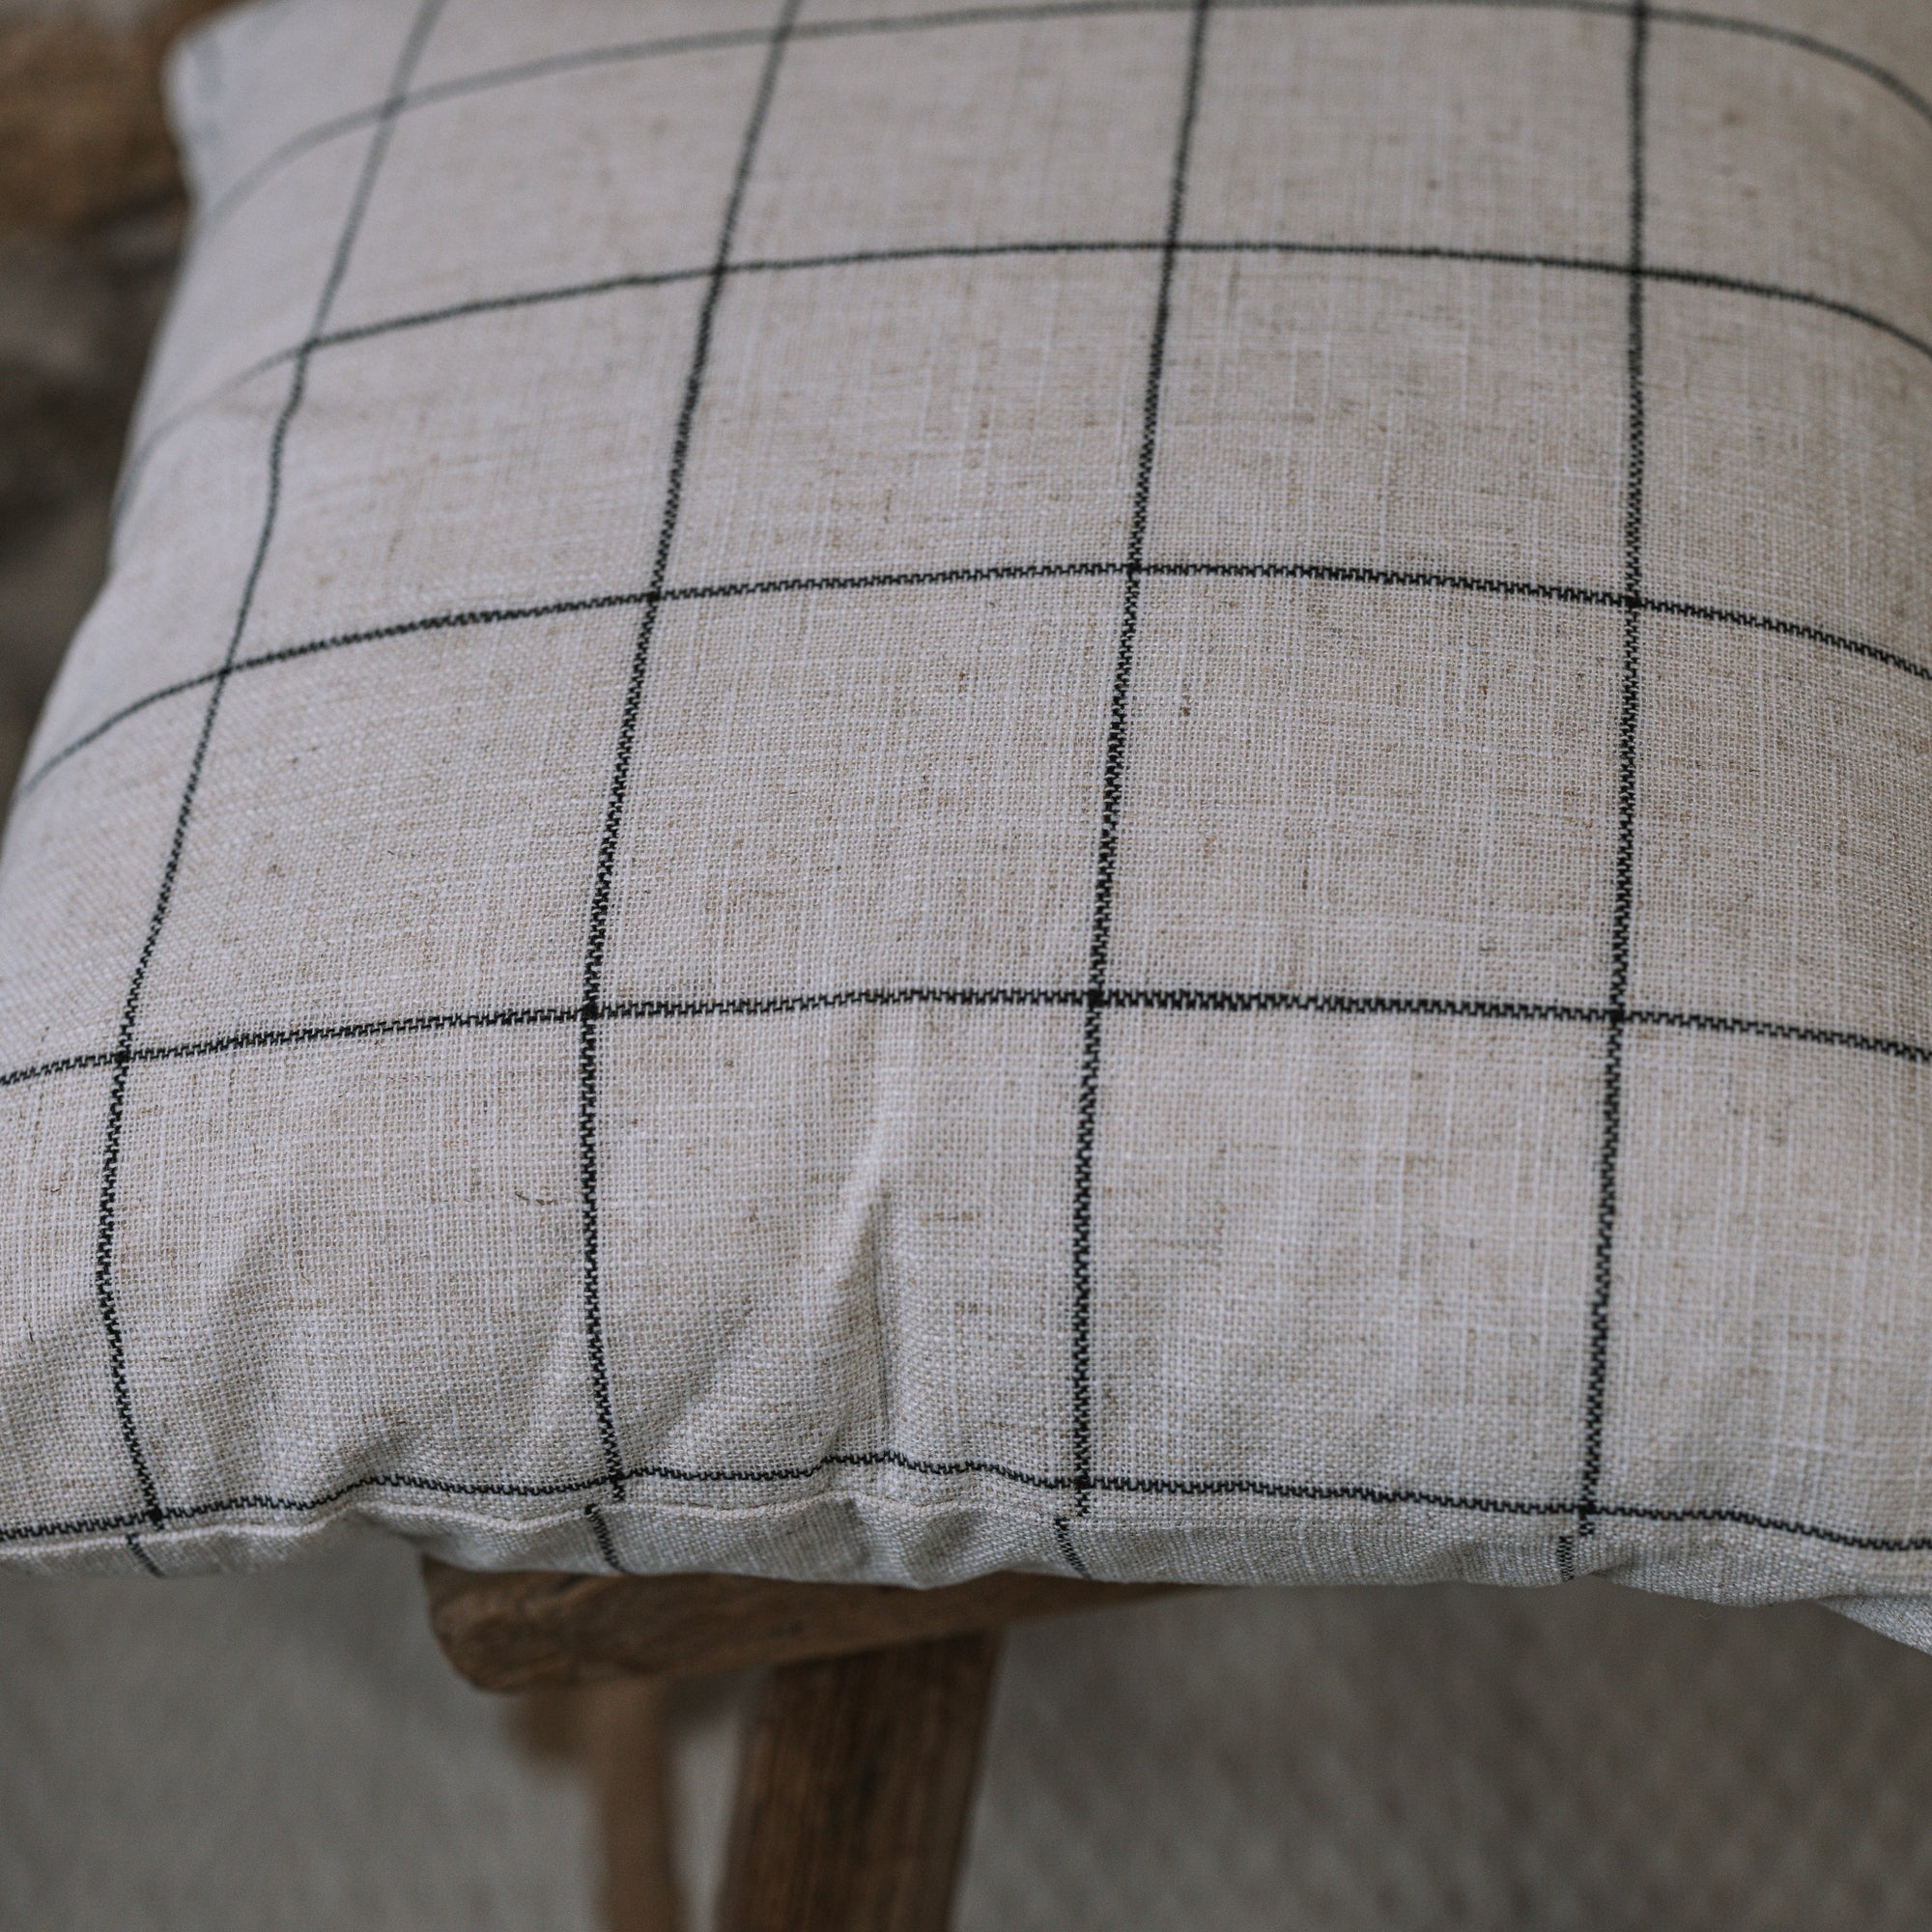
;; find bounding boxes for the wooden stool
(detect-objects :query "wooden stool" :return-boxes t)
[424,1562,1172,1932]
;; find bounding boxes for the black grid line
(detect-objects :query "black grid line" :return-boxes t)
[1053,1517,1096,1578]
[79,0,447,1563]
[245,239,1932,380]
[27,550,1932,807]
[1065,0,1214,1563]
[177,0,1931,259]
[10,1453,1932,1559]
[6,986,1930,1104]
[107,233,1932,545]
[1565,0,1650,1584]
[573,0,804,1568]
[584,1502,629,1575]
[291,243,1932,378]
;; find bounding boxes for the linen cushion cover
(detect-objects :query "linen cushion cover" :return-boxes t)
[3,0,1931,1649]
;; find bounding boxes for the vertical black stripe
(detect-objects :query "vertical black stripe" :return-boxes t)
[585,1502,628,1574]
[89,0,447,1545]
[1053,1514,1095,1577]
[1064,0,1215,1554]
[1566,0,1650,1577]
[576,0,805,1501]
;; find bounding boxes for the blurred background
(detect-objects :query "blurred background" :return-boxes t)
[0,0,201,797]
[10,4,1932,1927]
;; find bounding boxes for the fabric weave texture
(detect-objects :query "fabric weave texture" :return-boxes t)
[2,0,1930,1645]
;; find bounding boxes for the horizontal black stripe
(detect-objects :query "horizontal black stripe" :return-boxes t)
[310,238,1932,379]
[1641,594,1932,685]
[1601,1498,1932,1554]
[113,234,1932,537]
[4,982,1925,1098]
[27,550,1929,799]
[1625,1008,1932,1065]
[7,1449,1932,1555]
[24,589,664,792]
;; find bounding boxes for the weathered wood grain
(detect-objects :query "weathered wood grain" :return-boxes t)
[423,1560,1174,1692]
[716,1631,1000,1932]
[0,2,230,235]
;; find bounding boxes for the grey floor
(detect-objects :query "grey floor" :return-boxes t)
[0,1539,603,1929]
[11,1541,1932,1928]
[12,18,1932,1929]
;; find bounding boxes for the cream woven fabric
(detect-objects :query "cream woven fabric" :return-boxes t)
[1,0,1929,1636]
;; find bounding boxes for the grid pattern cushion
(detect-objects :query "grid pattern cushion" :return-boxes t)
[2,0,1931,1643]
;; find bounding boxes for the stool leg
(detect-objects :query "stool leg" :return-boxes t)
[716,1629,1001,1932]
[581,1678,683,1932]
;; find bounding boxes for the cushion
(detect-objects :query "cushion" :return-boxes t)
[4,0,1931,1645]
